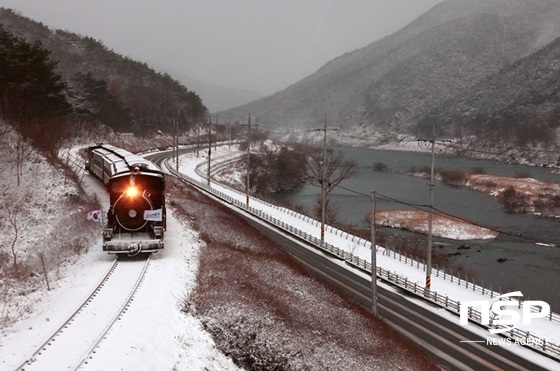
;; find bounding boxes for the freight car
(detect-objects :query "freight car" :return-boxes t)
[85,144,166,255]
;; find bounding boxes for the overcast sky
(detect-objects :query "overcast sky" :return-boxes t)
[0,0,442,95]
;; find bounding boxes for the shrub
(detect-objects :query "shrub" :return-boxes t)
[439,169,467,188]
[373,162,388,172]
[251,145,308,194]
[499,186,530,213]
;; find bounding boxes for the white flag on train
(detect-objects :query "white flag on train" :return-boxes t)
[144,209,162,221]
[87,210,103,223]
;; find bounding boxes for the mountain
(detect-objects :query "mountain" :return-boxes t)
[421,35,560,148]
[218,0,560,143]
[0,8,206,137]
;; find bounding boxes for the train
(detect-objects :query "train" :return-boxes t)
[85,144,166,255]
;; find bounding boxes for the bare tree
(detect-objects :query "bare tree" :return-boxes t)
[8,206,21,277]
[6,191,28,277]
[11,136,33,187]
[307,148,358,223]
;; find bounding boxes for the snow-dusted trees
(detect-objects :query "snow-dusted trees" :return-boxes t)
[68,72,132,133]
[1,11,209,139]
[249,145,308,194]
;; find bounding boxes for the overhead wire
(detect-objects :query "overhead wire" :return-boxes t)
[298,134,559,246]
[310,181,559,247]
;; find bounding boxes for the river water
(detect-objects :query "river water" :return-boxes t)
[272,146,560,311]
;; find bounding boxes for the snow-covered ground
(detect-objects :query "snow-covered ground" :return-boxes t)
[0,141,240,370]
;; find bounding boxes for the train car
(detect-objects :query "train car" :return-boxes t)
[85,144,166,255]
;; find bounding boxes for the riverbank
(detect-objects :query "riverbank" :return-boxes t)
[276,127,560,171]
[408,168,560,219]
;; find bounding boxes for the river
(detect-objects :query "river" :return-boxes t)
[272,146,560,311]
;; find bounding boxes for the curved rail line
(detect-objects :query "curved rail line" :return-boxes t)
[16,256,151,371]
[152,147,557,370]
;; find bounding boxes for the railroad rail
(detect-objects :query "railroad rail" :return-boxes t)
[16,256,151,371]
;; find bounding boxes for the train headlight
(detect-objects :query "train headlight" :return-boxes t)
[126,186,139,198]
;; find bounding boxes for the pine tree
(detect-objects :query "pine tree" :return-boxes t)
[0,26,72,152]
[69,72,132,132]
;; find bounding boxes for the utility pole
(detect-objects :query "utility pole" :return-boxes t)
[196,123,200,158]
[174,115,178,171]
[242,113,253,207]
[229,121,232,149]
[175,106,187,171]
[321,115,327,242]
[427,136,435,293]
[370,190,377,314]
[417,125,449,294]
[313,114,338,243]
[214,114,219,151]
[207,116,212,186]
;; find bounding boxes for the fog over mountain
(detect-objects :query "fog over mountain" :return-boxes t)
[219,0,560,147]
[169,72,264,113]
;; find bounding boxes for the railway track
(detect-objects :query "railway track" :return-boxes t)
[15,255,151,371]
[156,147,557,370]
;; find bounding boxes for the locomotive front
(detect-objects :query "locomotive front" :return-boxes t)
[103,165,166,254]
[86,144,166,255]
[111,168,157,232]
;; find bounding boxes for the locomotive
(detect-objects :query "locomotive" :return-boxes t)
[85,144,166,255]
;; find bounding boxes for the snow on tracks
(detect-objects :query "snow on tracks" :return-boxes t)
[16,256,151,371]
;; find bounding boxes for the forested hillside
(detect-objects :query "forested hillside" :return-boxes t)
[0,24,72,153]
[219,0,560,150]
[0,8,206,154]
[421,36,560,148]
